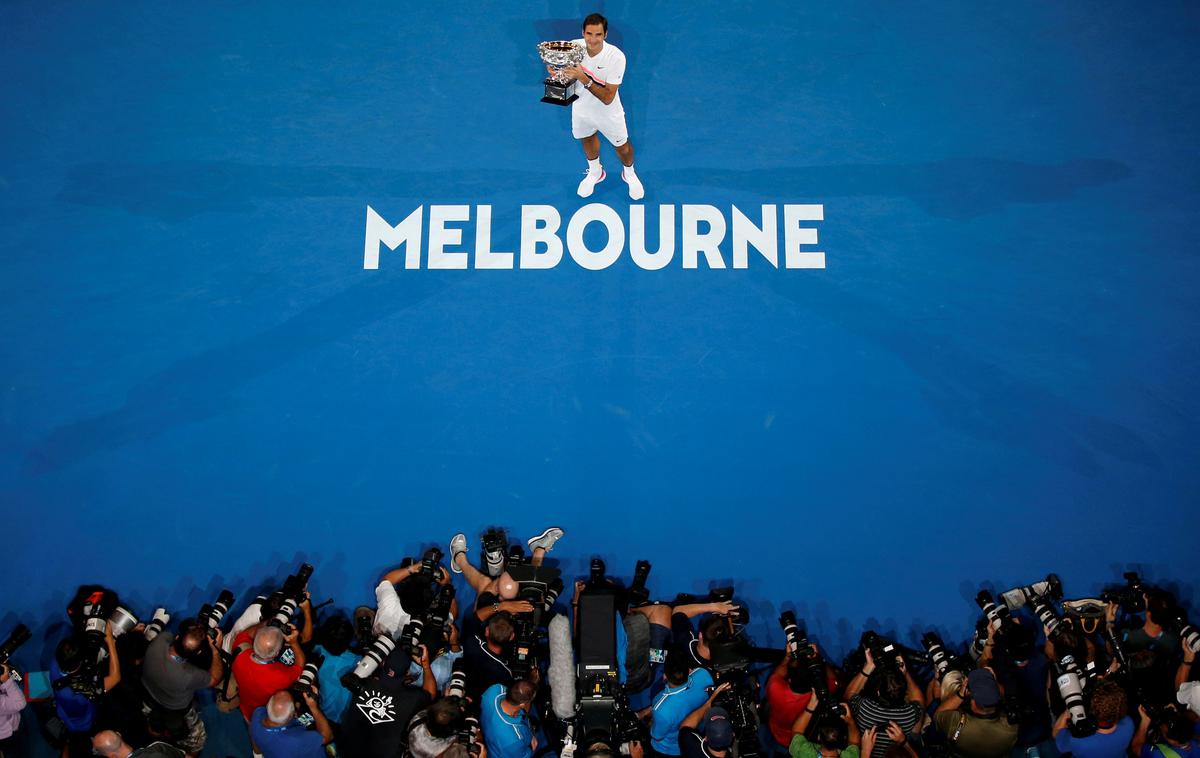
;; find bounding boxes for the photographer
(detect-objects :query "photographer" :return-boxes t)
[50,628,121,757]
[375,558,451,639]
[1052,680,1133,758]
[313,613,358,724]
[250,690,333,758]
[933,668,1018,758]
[0,663,27,756]
[677,682,734,758]
[463,614,516,703]
[670,606,742,671]
[765,646,820,752]
[642,650,714,757]
[1132,704,1199,758]
[90,729,185,758]
[480,678,538,758]
[449,527,565,595]
[788,690,861,758]
[140,619,225,754]
[339,644,435,757]
[844,649,923,758]
[232,625,306,722]
[408,697,468,758]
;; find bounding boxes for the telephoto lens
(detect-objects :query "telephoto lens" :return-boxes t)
[293,661,321,695]
[266,594,300,631]
[1170,611,1200,654]
[401,618,426,655]
[108,606,140,638]
[1000,574,1064,611]
[921,632,952,679]
[976,590,1013,631]
[778,611,803,659]
[446,666,468,700]
[144,608,171,641]
[352,634,396,679]
[1030,596,1062,636]
[1054,657,1096,737]
[198,590,235,639]
[458,714,482,757]
[0,624,31,666]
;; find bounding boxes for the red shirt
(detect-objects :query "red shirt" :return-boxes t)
[766,671,813,746]
[232,648,302,720]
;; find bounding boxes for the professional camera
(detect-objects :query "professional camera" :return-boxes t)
[506,563,564,679]
[1029,595,1063,636]
[0,624,30,682]
[263,562,314,631]
[457,714,482,757]
[1161,607,1200,654]
[921,631,969,682]
[779,611,807,660]
[976,590,1014,633]
[1000,573,1063,611]
[1053,655,1096,738]
[105,604,170,642]
[197,590,235,640]
[290,653,323,728]
[349,633,396,683]
[1101,572,1147,613]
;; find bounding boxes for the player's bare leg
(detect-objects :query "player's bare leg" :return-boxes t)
[577,133,605,197]
[616,141,643,200]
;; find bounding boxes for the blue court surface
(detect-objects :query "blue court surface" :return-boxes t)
[1,0,1199,749]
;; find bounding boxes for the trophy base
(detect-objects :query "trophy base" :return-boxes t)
[542,78,578,106]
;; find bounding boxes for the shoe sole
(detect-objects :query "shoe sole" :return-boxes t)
[527,526,564,549]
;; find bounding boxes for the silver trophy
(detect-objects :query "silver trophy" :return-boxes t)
[538,40,585,106]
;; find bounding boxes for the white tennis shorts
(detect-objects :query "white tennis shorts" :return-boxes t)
[572,106,629,146]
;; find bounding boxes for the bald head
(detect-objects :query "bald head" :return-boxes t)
[253,626,285,661]
[498,573,519,600]
[267,691,296,724]
[91,730,128,757]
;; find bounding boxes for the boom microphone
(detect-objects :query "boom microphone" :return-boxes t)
[548,614,577,720]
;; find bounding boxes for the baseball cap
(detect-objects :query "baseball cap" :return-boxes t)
[704,706,735,750]
[1178,681,1200,716]
[967,668,1002,708]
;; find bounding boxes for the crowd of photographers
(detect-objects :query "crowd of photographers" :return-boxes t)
[1,527,1198,758]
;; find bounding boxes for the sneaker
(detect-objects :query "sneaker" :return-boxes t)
[481,527,509,577]
[527,526,565,553]
[449,533,468,573]
[577,167,605,198]
[623,169,644,200]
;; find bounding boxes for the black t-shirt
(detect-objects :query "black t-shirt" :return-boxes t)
[679,726,721,758]
[462,635,513,703]
[339,677,431,758]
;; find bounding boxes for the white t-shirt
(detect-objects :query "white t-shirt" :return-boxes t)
[572,39,625,117]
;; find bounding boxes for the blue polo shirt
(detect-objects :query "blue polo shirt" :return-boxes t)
[480,683,534,758]
[1055,717,1134,758]
[250,706,325,758]
[650,667,714,755]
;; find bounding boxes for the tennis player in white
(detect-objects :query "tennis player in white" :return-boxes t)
[548,13,644,200]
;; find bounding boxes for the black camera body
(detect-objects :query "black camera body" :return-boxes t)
[506,563,564,679]
[198,590,236,641]
[1101,571,1147,614]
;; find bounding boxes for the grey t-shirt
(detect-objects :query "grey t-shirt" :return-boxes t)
[141,633,211,710]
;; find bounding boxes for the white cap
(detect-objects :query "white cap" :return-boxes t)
[1177,681,1200,716]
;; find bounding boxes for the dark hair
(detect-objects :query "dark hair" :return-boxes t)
[172,619,207,659]
[1146,592,1174,627]
[55,636,84,673]
[665,651,690,686]
[700,615,731,644]
[1003,621,1035,662]
[487,615,514,644]
[1165,709,1194,745]
[582,13,608,33]
[1048,625,1086,663]
[787,665,813,694]
[816,721,848,751]
[426,698,464,739]
[507,678,536,707]
[317,614,355,656]
[876,667,907,707]
[1089,680,1128,726]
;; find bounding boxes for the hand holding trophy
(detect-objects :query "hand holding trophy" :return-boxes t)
[538,40,586,106]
